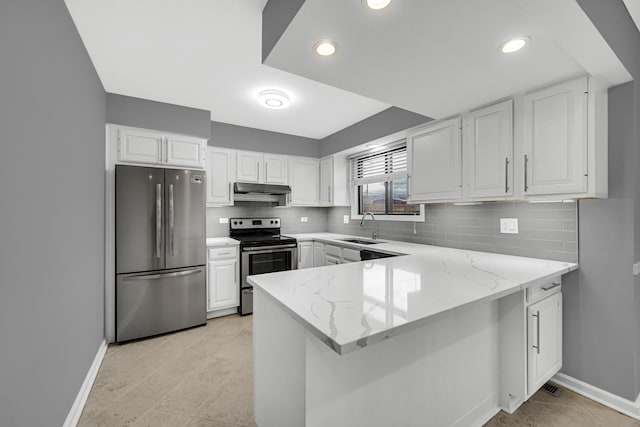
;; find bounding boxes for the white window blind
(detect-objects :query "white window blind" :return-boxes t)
[350,141,408,185]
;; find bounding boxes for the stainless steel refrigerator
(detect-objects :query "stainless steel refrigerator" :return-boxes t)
[115,165,206,342]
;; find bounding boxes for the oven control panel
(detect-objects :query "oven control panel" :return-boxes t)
[230,217,280,229]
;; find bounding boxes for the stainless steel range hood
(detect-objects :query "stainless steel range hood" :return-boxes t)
[233,182,290,205]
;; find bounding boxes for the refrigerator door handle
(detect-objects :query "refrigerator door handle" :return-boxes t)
[123,268,203,281]
[156,183,162,258]
[169,184,175,256]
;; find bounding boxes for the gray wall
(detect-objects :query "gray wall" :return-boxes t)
[0,1,106,426]
[571,0,640,401]
[207,204,326,237]
[327,202,578,263]
[319,107,431,157]
[211,121,320,157]
[107,93,211,139]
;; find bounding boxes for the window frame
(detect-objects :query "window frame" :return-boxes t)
[349,140,424,223]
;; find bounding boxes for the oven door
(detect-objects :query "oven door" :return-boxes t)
[241,244,298,289]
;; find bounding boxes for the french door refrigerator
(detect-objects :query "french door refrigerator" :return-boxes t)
[116,165,206,342]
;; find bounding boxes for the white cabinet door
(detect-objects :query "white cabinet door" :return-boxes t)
[206,148,233,206]
[118,128,163,164]
[319,157,333,205]
[298,242,314,269]
[527,292,562,395]
[166,135,205,168]
[264,155,288,184]
[313,242,326,267]
[207,258,239,311]
[407,117,462,202]
[463,100,513,199]
[236,151,262,183]
[523,77,588,196]
[289,157,320,206]
[326,255,341,265]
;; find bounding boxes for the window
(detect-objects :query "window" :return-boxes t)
[350,142,423,221]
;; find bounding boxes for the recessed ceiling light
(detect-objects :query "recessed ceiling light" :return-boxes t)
[257,90,290,109]
[499,36,530,54]
[313,40,337,56]
[364,0,391,10]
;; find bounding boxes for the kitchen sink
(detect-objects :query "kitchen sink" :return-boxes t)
[338,238,380,245]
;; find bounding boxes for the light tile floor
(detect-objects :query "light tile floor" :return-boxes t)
[79,315,640,427]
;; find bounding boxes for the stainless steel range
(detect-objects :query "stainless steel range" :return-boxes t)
[230,218,297,315]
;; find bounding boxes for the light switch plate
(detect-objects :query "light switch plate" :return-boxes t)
[343,215,350,224]
[500,218,518,234]
[301,217,308,223]
[219,217,229,224]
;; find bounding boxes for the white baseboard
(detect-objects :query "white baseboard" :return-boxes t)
[552,372,640,421]
[63,339,108,427]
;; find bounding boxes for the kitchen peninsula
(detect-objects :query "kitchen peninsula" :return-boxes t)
[249,235,577,427]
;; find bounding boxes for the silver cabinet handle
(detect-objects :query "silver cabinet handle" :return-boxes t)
[169,184,175,256]
[265,162,268,181]
[156,183,162,258]
[123,268,203,281]
[541,282,561,291]
[504,157,509,193]
[532,311,540,354]
[328,185,332,204]
[257,162,260,182]
[524,154,529,192]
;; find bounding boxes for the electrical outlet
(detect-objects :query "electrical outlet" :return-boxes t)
[500,218,518,234]
[219,217,229,224]
[301,217,308,223]
[343,215,350,224]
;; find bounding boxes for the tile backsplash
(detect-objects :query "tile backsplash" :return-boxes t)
[207,202,327,236]
[207,201,578,263]
[326,201,578,263]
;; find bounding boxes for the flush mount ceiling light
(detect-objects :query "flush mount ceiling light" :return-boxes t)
[257,89,290,109]
[364,0,392,10]
[499,36,530,54]
[313,40,337,56]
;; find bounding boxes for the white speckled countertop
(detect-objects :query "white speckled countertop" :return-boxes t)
[248,233,578,355]
[206,237,239,247]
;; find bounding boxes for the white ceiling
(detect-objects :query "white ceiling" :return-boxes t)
[264,0,632,120]
[623,0,640,33]
[65,0,632,140]
[64,0,390,139]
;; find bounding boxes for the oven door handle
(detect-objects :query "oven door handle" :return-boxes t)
[242,244,297,252]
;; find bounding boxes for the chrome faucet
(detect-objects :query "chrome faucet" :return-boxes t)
[360,212,377,240]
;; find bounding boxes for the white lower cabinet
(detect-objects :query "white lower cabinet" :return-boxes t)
[527,290,562,396]
[313,242,326,267]
[298,241,314,269]
[342,248,361,263]
[207,246,239,312]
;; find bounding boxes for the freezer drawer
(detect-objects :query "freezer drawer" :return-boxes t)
[116,266,206,342]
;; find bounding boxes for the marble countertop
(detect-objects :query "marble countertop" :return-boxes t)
[206,237,239,247]
[248,233,578,355]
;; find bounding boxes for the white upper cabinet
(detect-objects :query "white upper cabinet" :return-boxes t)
[523,77,588,196]
[289,157,319,206]
[236,151,288,184]
[264,154,288,184]
[117,127,163,165]
[407,117,462,202]
[463,99,513,199]
[319,157,333,205]
[114,125,206,169]
[205,147,234,206]
[165,134,206,168]
[236,151,262,183]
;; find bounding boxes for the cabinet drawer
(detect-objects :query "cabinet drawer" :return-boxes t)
[342,248,361,263]
[527,277,562,304]
[325,245,342,258]
[208,246,238,260]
